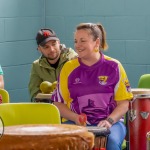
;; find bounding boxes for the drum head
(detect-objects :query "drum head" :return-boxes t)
[87,126,110,136]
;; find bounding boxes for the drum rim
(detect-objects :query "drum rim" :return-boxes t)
[131,88,150,95]
[87,126,110,136]
[134,94,150,98]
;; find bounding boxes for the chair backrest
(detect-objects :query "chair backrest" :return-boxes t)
[138,74,150,88]
[0,103,61,126]
[0,89,10,103]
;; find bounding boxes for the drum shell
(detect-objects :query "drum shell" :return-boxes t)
[129,95,150,150]
[87,127,110,150]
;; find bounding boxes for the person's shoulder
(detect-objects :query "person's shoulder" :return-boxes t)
[104,55,121,65]
[32,56,43,64]
[33,59,39,63]
[61,44,75,53]
[63,58,79,68]
[31,59,43,69]
[32,59,40,65]
[104,54,125,71]
[65,58,79,65]
[61,58,79,75]
[60,44,78,60]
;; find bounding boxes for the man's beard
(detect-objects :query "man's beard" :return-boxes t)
[45,53,60,61]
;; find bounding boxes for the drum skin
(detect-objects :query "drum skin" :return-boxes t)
[129,96,150,150]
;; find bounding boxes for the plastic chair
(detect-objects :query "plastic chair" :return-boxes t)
[122,140,127,150]
[0,103,61,126]
[138,74,150,88]
[0,89,10,103]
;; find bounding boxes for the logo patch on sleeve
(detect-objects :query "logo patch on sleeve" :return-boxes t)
[124,78,132,92]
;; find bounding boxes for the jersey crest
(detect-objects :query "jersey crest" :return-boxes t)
[98,76,108,85]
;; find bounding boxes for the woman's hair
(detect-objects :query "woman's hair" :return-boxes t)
[76,23,108,50]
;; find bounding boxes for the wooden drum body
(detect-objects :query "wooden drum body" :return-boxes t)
[87,126,110,150]
[129,89,150,150]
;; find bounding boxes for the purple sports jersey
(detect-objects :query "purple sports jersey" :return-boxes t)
[51,52,133,125]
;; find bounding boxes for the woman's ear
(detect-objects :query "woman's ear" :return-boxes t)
[95,38,100,47]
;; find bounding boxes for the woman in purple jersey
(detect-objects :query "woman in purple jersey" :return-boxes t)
[51,22,133,150]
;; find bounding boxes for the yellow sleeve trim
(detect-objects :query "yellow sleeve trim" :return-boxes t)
[59,59,80,106]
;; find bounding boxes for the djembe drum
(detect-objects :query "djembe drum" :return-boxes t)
[0,124,94,150]
[129,88,150,150]
[34,93,53,103]
[87,126,110,150]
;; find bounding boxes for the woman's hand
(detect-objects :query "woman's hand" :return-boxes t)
[54,102,87,126]
[97,119,112,129]
[98,100,129,129]
[74,113,87,126]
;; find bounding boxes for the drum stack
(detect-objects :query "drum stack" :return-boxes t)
[129,89,150,150]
